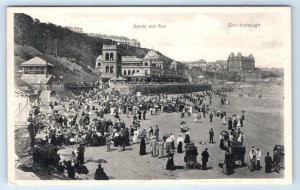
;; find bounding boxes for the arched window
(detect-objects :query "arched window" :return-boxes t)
[137,70,140,73]
[98,62,102,67]
[123,70,127,75]
[110,53,114,60]
[132,70,135,75]
[105,66,109,73]
[110,66,114,73]
[128,70,131,75]
[145,70,148,76]
[144,62,149,66]
[105,53,109,61]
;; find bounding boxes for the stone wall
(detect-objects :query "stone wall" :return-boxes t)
[114,83,212,95]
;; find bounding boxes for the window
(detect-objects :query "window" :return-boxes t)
[105,53,109,61]
[98,62,102,67]
[132,70,135,75]
[144,62,149,66]
[105,66,109,73]
[110,53,114,60]
[35,67,45,74]
[128,70,131,75]
[28,67,34,74]
[110,66,114,73]
[123,70,127,75]
[145,70,148,76]
[24,67,29,74]
[137,70,139,73]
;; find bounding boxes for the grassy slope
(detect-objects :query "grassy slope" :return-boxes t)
[15,44,99,82]
[14,13,188,82]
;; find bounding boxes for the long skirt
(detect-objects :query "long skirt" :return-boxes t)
[177,142,183,153]
[166,143,172,155]
[181,112,184,118]
[265,163,272,173]
[171,141,175,149]
[219,139,225,149]
[159,143,164,158]
[133,135,138,144]
[166,157,175,170]
[250,160,256,171]
[222,117,226,125]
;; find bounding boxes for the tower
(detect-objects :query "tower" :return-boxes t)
[101,44,122,81]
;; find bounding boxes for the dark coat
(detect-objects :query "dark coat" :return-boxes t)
[184,134,190,143]
[201,151,209,162]
[139,137,146,155]
[94,168,109,180]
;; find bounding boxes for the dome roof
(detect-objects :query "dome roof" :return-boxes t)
[171,61,178,66]
[96,55,103,62]
[144,50,160,60]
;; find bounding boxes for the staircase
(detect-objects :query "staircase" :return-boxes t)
[39,90,52,105]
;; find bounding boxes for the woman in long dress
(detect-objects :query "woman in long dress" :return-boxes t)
[184,132,191,144]
[165,137,173,155]
[237,119,241,128]
[133,130,138,144]
[158,140,165,158]
[177,135,184,153]
[139,136,146,155]
[265,152,273,173]
[223,151,234,175]
[166,152,175,170]
[219,135,225,150]
[222,116,226,125]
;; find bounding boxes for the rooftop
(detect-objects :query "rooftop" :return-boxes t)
[122,56,143,62]
[21,57,54,67]
[103,44,118,50]
[20,74,53,85]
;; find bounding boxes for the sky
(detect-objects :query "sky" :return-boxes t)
[16,7,290,68]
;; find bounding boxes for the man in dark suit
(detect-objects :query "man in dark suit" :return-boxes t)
[201,148,210,170]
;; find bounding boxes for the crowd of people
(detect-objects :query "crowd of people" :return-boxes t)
[25,86,284,179]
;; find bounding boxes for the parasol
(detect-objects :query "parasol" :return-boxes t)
[103,133,111,138]
[220,131,229,136]
[79,139,87,145]
[86,159,108,163]
[138,129,147,138]
[180,121,186,125]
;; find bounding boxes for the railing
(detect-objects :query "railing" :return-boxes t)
[14,102,29,119]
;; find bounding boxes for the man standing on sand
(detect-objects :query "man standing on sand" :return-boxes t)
[201,148,210,170]
[228,117,233,130]
[154,125,159,139]
[209,129,214,144]
[150,136,158,157]
[256,148,262,170]
[209,112,213,122]
[265,152,273,173]
[249,148,257,172]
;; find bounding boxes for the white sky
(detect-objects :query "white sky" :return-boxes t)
[17,7,290,68]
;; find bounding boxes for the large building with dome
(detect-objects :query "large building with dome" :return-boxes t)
[95,45,187,82]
